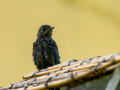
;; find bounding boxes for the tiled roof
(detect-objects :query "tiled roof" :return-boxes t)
[1,53,120,90]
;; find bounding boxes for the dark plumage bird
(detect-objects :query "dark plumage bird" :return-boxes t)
[32,25,60,70]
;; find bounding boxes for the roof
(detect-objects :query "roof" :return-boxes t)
[1,53,120,90]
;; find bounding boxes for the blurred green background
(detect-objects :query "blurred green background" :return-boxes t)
[0,0,120,87]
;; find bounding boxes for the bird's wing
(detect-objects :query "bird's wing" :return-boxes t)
[49,39,60,64]
[49,39,59,53]
[33,41,44,69]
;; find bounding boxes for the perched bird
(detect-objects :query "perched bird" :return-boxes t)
[32,25,60,70]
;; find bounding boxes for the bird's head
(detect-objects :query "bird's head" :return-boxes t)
[37,25,54,38]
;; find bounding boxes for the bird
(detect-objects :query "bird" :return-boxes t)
[32,25,60,70]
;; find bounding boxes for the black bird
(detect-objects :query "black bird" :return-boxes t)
[32,25,60,70]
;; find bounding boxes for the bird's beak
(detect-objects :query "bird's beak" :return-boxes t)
[51,27,54,30]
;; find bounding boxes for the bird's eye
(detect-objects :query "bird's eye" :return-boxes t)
[43,29,45,31]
